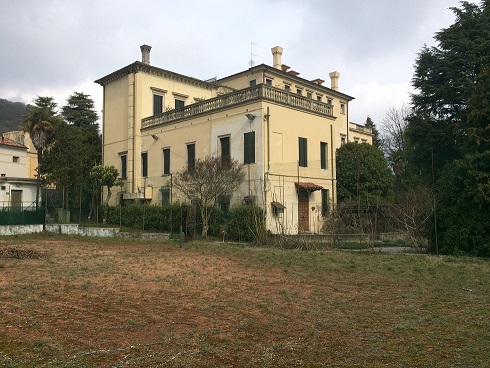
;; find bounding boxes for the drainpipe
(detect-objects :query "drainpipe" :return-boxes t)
[132,71,136,193]
[346,101,349,142]
[266,106,270,171]
[330,124,335,212]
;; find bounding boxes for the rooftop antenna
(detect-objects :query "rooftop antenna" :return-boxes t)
[249,42,257,68]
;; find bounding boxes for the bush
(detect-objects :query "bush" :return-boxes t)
[106,203,187,232]
[105,203,227,236]
[226,205,265,243]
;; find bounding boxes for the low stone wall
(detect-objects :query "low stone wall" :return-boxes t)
[1,224,169,240]
[0,224,43,236]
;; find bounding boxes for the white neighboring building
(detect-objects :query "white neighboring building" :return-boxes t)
[0,135,38,209]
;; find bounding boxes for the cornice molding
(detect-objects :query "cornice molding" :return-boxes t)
[95,61,216,90]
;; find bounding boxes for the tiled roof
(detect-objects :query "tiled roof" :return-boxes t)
[295,182,324,192]
[0,136,27,149]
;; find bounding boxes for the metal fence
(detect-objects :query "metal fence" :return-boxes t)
[0,201,45,225]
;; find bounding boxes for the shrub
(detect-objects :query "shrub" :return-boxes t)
[226,205,265,243]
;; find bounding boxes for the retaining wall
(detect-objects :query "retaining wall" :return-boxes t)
[0,224,169,240]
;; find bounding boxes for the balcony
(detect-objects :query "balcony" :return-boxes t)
[142,84,335,129]
[349,122,373,135]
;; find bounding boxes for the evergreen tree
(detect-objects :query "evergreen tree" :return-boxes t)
[407,1,490,181]
[42,93,101,212]
[336,142,393,203]
[407,0,490,255]
[365,116,381,148]
[61,92,98,128]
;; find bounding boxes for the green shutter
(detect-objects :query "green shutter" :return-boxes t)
[153,95,162,115]
[163,149,170,175]
[299,137,307,167]
[244,131,255,164]
[321,189,329,216]
[321,142,327,169]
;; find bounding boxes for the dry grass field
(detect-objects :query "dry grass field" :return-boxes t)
[1,234,489,367]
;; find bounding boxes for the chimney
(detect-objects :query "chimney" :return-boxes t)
[271,46,283,70]
[329,71,340,91]
[140,44,152,65]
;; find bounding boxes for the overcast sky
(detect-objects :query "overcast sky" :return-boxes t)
[0,0,461,128]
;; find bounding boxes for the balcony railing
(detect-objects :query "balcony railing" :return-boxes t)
[142,84,335,129]
[349,123,373,134]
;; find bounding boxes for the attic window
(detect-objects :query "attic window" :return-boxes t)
[13,156,19,163]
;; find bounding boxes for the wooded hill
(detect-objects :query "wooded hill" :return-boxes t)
[0,98,28,134]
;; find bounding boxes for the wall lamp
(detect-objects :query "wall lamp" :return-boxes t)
[245,113,255,121]
[151,134,159,140]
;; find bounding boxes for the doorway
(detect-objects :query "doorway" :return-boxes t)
[298,189,309,232]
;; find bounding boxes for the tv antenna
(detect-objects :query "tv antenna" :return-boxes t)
[249,42,257,68]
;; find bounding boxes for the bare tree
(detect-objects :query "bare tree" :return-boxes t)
[173,155,245,237]
[388,185,434,251]
[380,104,412,193]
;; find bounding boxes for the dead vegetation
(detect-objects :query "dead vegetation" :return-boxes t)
[0,235,489,367]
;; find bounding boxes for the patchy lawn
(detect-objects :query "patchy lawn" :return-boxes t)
[1,234,489,367]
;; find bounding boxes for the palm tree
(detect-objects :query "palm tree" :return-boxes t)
[22,97,58,209]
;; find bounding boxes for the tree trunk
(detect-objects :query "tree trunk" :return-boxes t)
[103,187,112,224]
[200,206,208,238]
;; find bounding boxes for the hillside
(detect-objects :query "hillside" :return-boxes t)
[0,98,28,134]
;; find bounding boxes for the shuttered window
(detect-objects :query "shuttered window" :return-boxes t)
[187,143,195,171]
[163,148,170,175]
[321,189,329,216]
[244,131,255,164]
[220,136,230,166]
[320,141,328,170]
[153,94,163,115]
[299,137,307,167]
[141,152,148,177]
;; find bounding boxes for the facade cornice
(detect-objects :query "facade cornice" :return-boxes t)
[217,64,355,101]
[95,61,218,90]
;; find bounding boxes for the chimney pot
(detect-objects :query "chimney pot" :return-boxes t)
[271,46,284,70]
[140,44,152,65]
[329,71,340,91]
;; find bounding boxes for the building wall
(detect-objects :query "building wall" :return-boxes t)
[2,131,37,178]
[98,46,372,234]
[0,144,27,178]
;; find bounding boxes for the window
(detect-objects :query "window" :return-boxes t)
[162,148,170,175]
[341,135,346,145]
[307,92,312,99]
[265,78,272,86]
[187,143,195,171]
[320,142,328,170]
[317,95,322,102]
[327,98,333,105]
[249,79,256,87]
[321,189,330,216]
[120,154,127,178]
[297,89,302,96]
[244,131,255,164]
[340,103,345,114]
[153,94,163,115]
[12,156,19,163]
[284,84,291,92]
[218,195,231,216]
[175,99,185,110]
[220,136,230,166]
[141,152,148,177]
[160,187,170,206]
[299,137,307,167]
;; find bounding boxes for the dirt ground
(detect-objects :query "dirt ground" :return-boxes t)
[1,235,489,367]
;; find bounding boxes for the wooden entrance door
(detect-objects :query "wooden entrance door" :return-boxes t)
[298,189,309,232]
